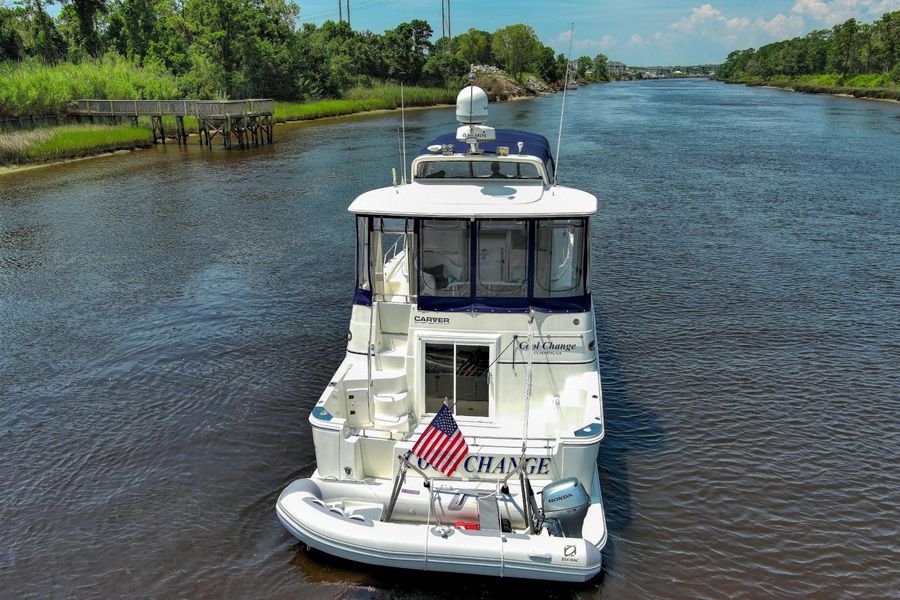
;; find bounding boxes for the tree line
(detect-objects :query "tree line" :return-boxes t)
[0,1,610,100]
[719,11,899,81]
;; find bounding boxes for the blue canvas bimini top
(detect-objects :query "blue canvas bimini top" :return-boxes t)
[420,129,555,165]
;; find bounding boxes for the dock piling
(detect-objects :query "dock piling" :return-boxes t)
[68,99,275,149]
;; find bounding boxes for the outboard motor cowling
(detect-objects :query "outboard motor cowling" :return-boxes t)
[541,477,590,538]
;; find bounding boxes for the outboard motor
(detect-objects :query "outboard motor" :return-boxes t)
[541,477,590,538]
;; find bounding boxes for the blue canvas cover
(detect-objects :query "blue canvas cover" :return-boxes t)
[420,129,555,165]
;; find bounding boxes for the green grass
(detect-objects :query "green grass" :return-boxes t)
[274,85,457,122]
[0,124,152,166]
[343,85,458,105]
[1,82,457,166]
[0,56,181,118]
[723,75,900,101]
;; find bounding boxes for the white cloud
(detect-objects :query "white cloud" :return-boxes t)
[669,4,746,45]
[555,31,617,51]
[791,0,900,24]
[626,34,646,47]
[754,13,806,37]
[667,4,805,46]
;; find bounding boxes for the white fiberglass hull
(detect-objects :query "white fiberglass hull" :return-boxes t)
[276,477,606,582]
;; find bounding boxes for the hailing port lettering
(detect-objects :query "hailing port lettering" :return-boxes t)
[416,455,551,475]
[518,341,578,353]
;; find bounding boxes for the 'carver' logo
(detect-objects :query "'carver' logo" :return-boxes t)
[564,545,577,557]
[414,316,450,324]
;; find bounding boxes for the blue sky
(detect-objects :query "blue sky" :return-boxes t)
[296,0,900,64]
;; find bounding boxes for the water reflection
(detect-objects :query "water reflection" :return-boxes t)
[1,80,899,598]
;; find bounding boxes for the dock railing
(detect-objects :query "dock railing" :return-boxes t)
[69,99,275,118]
[67,98,275,149]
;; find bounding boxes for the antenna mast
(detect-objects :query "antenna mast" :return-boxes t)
[400,83,408,184]
[555,21,574,186]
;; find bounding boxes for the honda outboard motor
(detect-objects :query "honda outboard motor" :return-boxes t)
[541,477,590,537]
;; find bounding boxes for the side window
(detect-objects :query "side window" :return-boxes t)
[477,220,528,297]
[419,220,471,297]
[535,219,586,297]
[356,216,369,291]
[372,217,410,299]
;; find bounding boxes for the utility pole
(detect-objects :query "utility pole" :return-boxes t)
[338,0,342,22]
[440,0,451,42]
[346,0,350,28]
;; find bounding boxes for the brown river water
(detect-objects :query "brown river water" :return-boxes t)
[1,80,899,598]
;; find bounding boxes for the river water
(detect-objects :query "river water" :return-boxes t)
[1,80,898,598]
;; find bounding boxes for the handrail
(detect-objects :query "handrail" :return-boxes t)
[68,99,274,118]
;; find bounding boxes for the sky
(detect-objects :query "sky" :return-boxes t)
[296,0,900,65]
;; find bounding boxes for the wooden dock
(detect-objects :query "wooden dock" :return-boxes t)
[67,99,275,149]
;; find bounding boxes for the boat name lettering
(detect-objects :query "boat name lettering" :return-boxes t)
[414,316,450,324]
[517,341,578,353]
[415,455,551,475]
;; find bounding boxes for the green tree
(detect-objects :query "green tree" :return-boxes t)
[454,27,490,66]
[592,52,608,80]
[0,6,25,60]
[382,19,432,83]
[554,52,568,81]
[829,18,859,74]
[66,0,106,56]
[535,44,559,81]
[490,23,539,75]
[575,55,591,78]
[422,50,466,85]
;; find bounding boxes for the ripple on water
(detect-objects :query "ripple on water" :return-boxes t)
[1,80,899,598]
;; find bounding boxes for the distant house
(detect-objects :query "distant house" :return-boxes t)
[608,61,626,76]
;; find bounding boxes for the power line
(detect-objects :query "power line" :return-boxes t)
[300,0,400,23]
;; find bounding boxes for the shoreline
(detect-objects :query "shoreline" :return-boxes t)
[0,103,456,176]
[720,78,900,103]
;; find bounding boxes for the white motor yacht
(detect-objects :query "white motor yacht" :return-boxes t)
[276,85,607,582]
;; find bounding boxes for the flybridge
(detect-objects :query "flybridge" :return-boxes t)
[413,86,557,184]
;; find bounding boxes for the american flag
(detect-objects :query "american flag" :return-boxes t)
[411,404,469,476]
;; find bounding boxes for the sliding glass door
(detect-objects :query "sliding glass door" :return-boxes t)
[424,342,490,418]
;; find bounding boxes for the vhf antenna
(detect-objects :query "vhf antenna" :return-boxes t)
[554,21,575,186]
[400,82,408,184]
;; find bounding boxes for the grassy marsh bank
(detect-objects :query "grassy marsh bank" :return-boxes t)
[0,57,180,119]
[0,124,152,166]
[0,86,458,168]
[274,86,456,121]
[722,77,900,101]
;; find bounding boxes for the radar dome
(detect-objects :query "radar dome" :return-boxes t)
[456,86,489,124]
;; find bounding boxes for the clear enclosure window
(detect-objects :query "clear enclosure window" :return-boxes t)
[419,220,471,297]
[356,216,369,291]
[415,160,542,180]
[424,342,490,417]
[535,219,586,297]
[477,220,529,297]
